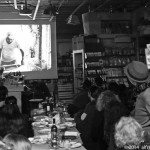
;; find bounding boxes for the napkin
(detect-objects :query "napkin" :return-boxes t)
[53,113,61,124]
[64,131,78,137]
[62,131,79,140]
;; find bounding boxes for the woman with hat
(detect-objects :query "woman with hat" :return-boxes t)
[124,61,150,131]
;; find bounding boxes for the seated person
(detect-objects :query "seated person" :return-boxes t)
[67,78,92,117]
[0,96,34,138]
[75,85,100,132]
[3,133,32,150]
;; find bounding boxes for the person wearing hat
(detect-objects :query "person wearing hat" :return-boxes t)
[124,60,150,130]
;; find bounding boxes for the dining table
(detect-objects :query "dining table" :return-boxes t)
[29,107,87,150]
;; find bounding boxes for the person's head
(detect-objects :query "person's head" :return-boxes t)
[88,85,100,102]
[107,81,119,95]
[94,76,103,87]
[124,61,149,87]
[115,117,144,148]
[2,97,24,134]
[5,96,17,105]
[96,90,118,111]
[82,78,91,90]
[3,133,32,150]
[2,97,21,118]
[6,32,14,44]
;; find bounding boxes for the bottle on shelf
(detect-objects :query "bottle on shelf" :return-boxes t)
[49,96,53,111]
[38,102,43,109]
[52,93,56,109]
[51,118,58,148]
[46,97,51,116]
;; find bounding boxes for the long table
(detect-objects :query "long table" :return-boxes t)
[31,114,86,150]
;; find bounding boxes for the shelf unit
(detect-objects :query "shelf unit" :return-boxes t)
[72,12,145,90]
[72,34,137,90]
[57,54,73,103]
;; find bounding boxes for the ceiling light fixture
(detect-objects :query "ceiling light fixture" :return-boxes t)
[67,15,80,25]
[66,0,88,25]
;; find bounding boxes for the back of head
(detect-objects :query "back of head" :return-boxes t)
[2,96,21,122]
[0,86,8,102]
[5,96,17,105]
[104,100,129,127]
[107,81,119,95]
[115,117,144,148]
[96,90,118,112]
[3,133,32,150]
[88,85,99,100]
[82,78,91,90]
[94,76,103,87]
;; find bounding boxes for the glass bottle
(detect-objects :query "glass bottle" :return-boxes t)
[51,118,58,148]
[46,97,50,116]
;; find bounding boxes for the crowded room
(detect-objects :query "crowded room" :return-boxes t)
[0,0,150,150]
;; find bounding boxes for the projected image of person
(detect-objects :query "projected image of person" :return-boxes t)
[0,24,55,78]
[0,32,24,70]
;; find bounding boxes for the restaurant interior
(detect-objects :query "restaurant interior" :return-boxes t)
[0,0,150,150]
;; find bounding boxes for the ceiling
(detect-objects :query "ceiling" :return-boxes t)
[0,0,148,38]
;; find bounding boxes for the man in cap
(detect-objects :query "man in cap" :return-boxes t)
[124,61,150,130]
[0,32,24,68]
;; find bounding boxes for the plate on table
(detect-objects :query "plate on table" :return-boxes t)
[59,141,82,149]
[57,124,67,131]
[28,136,47,144]
[32,121,48,128]
[64,131,79,137]
[33,116,51,122]
[65,122,76,127]
[38,129,51,135]
[65,117,74,122]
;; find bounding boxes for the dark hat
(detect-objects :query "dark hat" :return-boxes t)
[124,61,150,83]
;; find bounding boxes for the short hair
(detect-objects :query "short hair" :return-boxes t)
[6,32,14,39]
[3,133,31,150]
[114,117,144,148]
[96,90,118,111]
